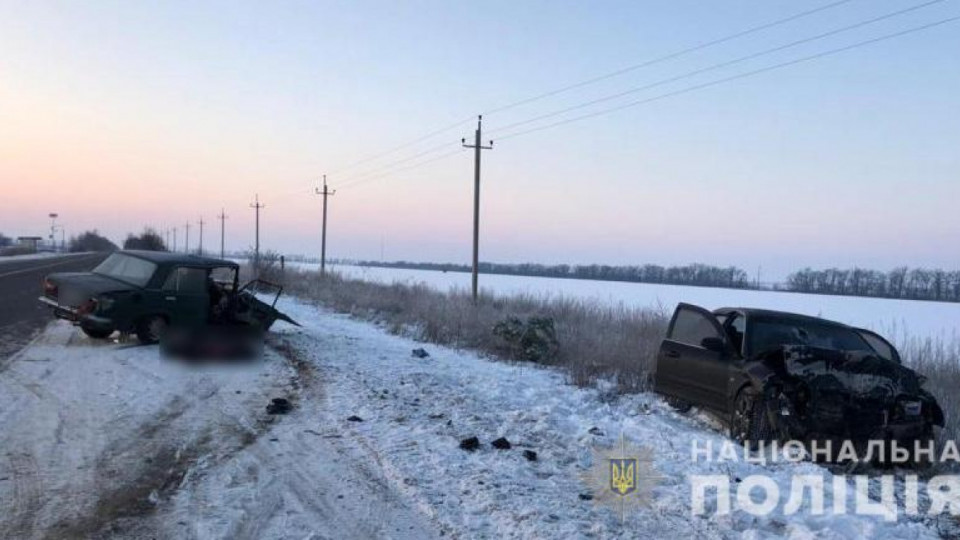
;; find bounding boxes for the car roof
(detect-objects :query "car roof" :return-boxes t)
[119,250,238,269]
[713,307,853,329]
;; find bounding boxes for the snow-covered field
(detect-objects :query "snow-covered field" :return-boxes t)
[305,263,960,343]
[0,296,947,538]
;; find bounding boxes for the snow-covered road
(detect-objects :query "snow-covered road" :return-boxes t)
[0,298,946,539]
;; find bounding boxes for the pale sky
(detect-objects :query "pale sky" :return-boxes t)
[1,0,958,279]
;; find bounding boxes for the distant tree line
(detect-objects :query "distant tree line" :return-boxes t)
[122,228,166,251]
[356,261,752,289]
[68,230,118,252]
[786,267,960,302]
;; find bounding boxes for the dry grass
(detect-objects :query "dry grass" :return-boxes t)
[895,337,960,452]
[274,267,668,392]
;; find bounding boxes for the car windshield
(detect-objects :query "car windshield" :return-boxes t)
[749,317,873,356]
[92,253,157,287]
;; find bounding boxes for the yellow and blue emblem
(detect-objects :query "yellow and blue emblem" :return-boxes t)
[609,457,637,496]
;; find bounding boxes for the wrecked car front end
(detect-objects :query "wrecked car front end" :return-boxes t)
[761,345,944,444]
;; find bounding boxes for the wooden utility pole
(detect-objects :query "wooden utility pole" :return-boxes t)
[315,175,335,275]
[250,194,265,270]
[198,217,205,256]
[462,115,493,303]
[217,209,228,259]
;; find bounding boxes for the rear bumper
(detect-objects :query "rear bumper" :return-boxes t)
[37,296,114,331]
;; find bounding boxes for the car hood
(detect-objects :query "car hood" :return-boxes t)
[777,345,922,401]
[46,272,137,306]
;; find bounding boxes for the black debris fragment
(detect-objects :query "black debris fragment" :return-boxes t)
[459,437,480,451]
[522,450,538,462]
[491,437,511,450]
[588,426,604,436]
[266,398,292,415]
[578,493,593,501]
[347,415,364,422]
[411,348,430,358]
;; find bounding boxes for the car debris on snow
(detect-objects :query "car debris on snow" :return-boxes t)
[266,397,292,414]
[411,347,430,358]
[491,437,511,450]
[459,436,480,451]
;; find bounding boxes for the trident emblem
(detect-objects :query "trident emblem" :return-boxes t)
[609,458,637,496]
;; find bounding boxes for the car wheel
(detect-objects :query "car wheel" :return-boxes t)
[666,396,693,413]
[81,326,113,339]
[136,315,167,344]
[731,388,773,448]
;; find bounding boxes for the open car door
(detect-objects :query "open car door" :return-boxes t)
[236,279,300,330]
[655,303,733,413]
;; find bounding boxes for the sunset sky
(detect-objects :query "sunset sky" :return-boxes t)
[1,0,958,279]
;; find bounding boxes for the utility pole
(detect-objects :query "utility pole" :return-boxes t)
[250,194,265,270]
[197,217,205,256]
[315,175,335,276]
[461,115,493,303]
[173,226,178,252]
[217,209,228,259]
[184,222,191,254]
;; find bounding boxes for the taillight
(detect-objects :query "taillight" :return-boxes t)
[43,279,58,298]
[77,298,97,315]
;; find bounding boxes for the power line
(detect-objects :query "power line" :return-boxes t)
[337,148,465,191]
[326,116,474,177]
[325,0,856,178]
[488,0,948,136]
[494,15,960,142]
[334,139,457,184]
[482,0,861,117]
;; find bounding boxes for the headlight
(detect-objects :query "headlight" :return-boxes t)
[98,296,116,312]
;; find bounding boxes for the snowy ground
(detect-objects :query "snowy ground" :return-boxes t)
[0,297,947,539]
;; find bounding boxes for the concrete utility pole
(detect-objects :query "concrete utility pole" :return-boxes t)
[461,115,493,303]
[173,227,178,252]
[197,217,205,256]
[184,222,191,254]
[48,213,58,251]
[217,209,228,260]
[315,175,335,276]
[250,194,265,270]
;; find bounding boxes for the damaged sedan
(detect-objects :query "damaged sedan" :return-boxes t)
[655,303,944,456]
[39,250,297,346]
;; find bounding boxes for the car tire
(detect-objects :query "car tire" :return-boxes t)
[81,326,113,339]
[731,388,773,448]
[136,315,167,345]
[666,396,693,413]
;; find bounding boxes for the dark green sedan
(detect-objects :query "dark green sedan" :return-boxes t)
[39,250,296,344]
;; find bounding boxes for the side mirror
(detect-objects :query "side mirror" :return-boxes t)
[700,336,727,354]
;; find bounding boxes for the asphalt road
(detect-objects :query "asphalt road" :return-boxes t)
[0,253,107,359]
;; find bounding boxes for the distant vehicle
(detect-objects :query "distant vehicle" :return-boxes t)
[39,250,297,344]
[655,303,943,453]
